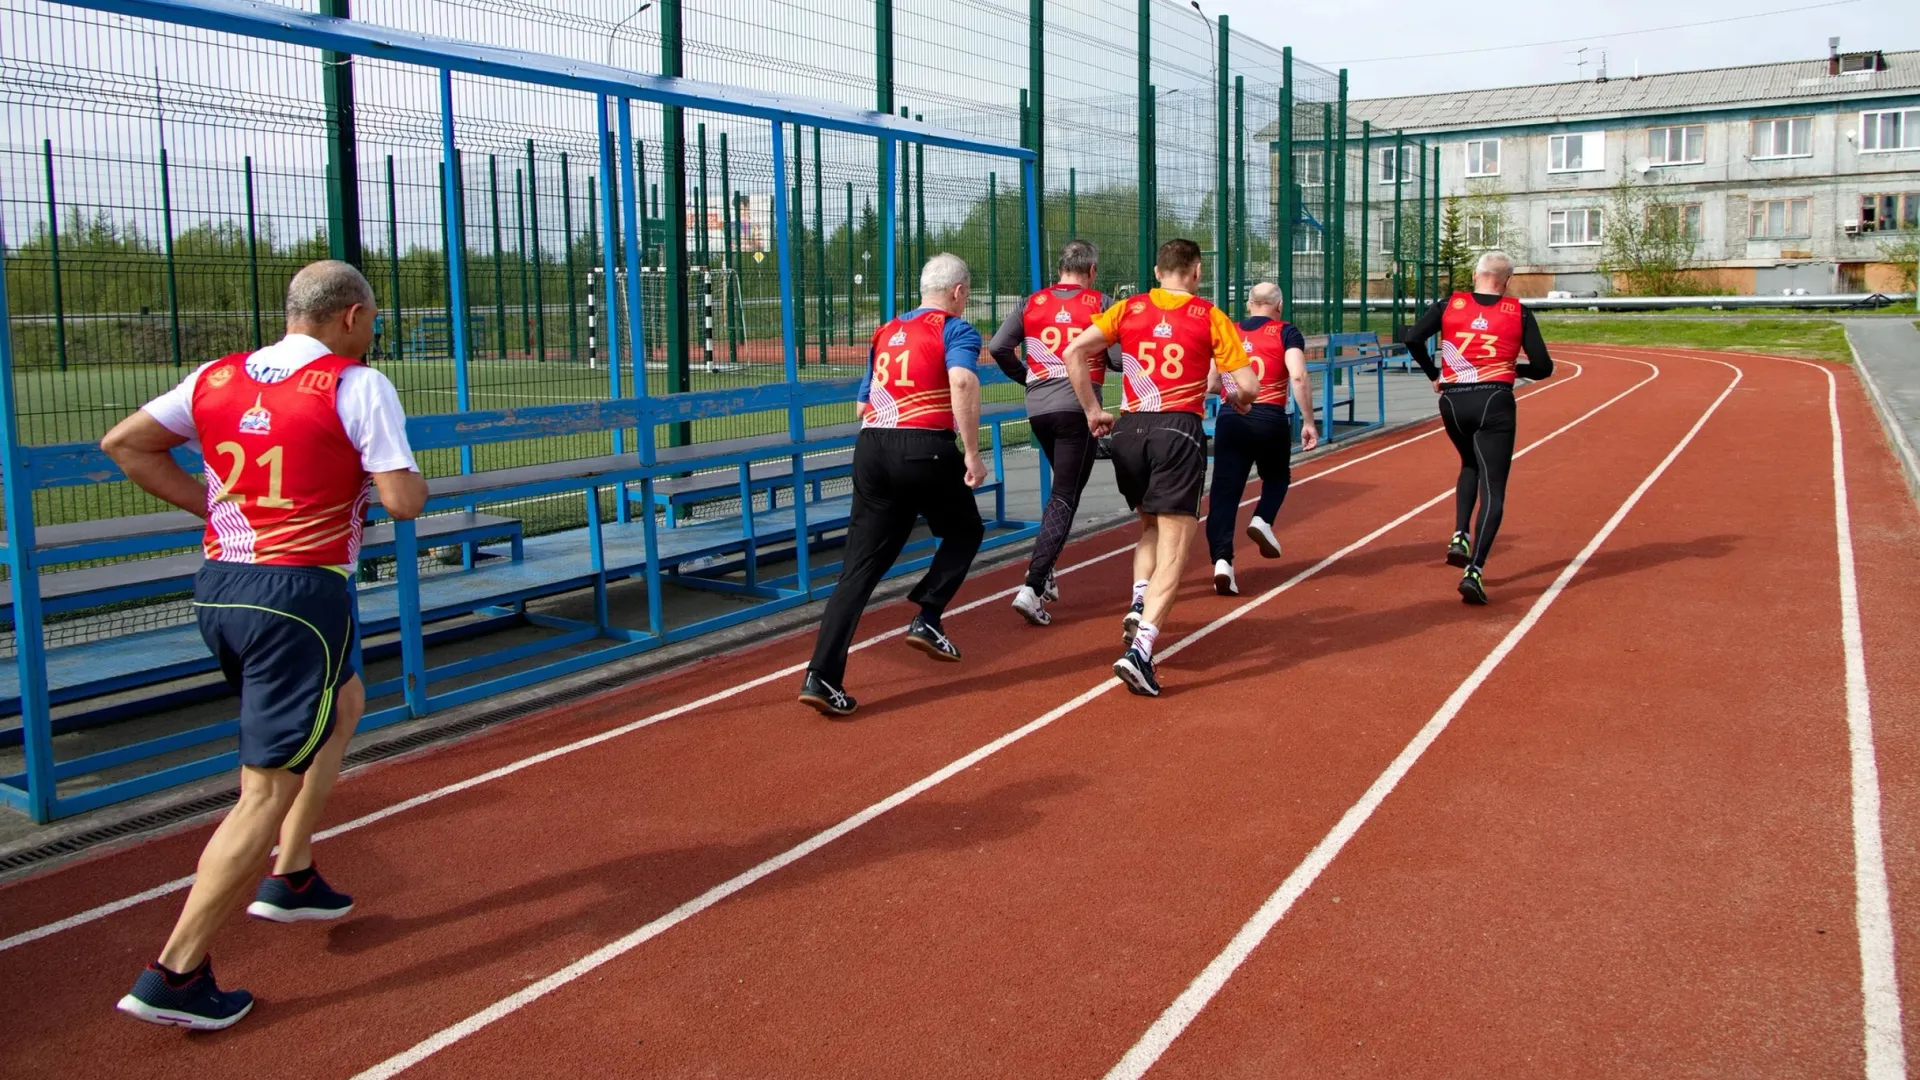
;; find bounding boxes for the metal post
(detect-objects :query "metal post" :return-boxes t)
[439,70,473,473]
[596,101,624,434]
[1023,156,1043,291]
[720,131,740,364]
[1019,90,1031,293]
[881,138,897,320]
[876,0,894,318]
[988,171,998,325]
[1214,15,1229,306]
[384,154,400,356]
[845,180,855,345]
[0,218,56,821]
[772,121,810,594]
[1415,138,1427,310]
[515,168,530,355]
[1233,75,1246,316]
[1278,54,1293,323]
[1068,167,1077,238]
[661,0,690,443]
[1029,0,1044,256]
[1359,121,1370,332]
[1320,103,1332,333]
[1392,129,1404,336]
[1334,68,1348,333]
[914,115,926,271]
[1136,0,1152,293]
[792,123,806,366]
[159,148,182,368]
[696,123,710,272]
[616,98,650,452]
[320,0,362,266]
[489,156,506,359]
[899,107,911,304]
[814,126,826,365]
[562,151,578,362]
[527,139,546,362]
[38,141,68,372]
[248,154,264,351]
[1431,145,1442,305]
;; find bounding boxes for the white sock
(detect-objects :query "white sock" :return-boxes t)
[1131,579,1151,607]
[1134,621,1160,660]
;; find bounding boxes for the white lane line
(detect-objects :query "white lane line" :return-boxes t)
[1104,356,1728,1080]
[0,358,1596,955]
[346,360,1658,1078]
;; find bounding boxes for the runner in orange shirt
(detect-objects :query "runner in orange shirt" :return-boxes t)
[1060,238,1258,696]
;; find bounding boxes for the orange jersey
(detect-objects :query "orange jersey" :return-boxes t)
[192,352,372,566]
[1239,319,1298,407]
[864,310,957,431]
[1091,289,1247,415]
[1020,285,1108,386]
[1437,292,1525,385]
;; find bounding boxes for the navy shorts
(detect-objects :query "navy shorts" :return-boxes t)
[194,561,360,774]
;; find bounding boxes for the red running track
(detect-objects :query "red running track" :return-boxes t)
[0,347,1913,1079]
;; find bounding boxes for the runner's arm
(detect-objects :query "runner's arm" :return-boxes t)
[1284,347,1318,443]
[1400,300,1446,381]
[985,306,1028,385]
[1517,308,1555,380]
[1061,322,1115,421]
[372,470,427,520]
[101,411,206,517]
[948,366,984,486]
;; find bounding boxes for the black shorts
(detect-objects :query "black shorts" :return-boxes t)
[194,561,360,774]
[1111,411,1208,517]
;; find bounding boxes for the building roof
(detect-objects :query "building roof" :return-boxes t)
[1342,49,1920,136]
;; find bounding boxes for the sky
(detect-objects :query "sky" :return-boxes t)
[1207,0,1920,100]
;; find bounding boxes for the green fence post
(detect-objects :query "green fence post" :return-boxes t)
[1214,15,1229,307]
[1136,0,1152,293]
[249,155,265,351]
[515,167,529,355]
[814,126,826,364]
[1029,0,1044,258]
[159,147,182,369]
[41,140,68,372]
[1320,103,1332,333]
[1431,144,1441,302]
[662,0,690,439]
[562,151,578,362]
[914,114,926,271]
[526,140,546,362]
[1068,167,1077,238]
[721,132,740,363]
[1359,120,1370,332]
[1233,75,1246,315]
[988,172,999,324]
[320,0,362,266]
[696,123,710,271]
[899,107,911,308]
[437,161,449,341]
[876,0,894,314]
[1415,138,1427,312]
[845,180,855,346]
[489,155,506,358]
[1019,88,1031,286]
[1278,53,1292,324]
[1392,129,1404,337]
[384,154,400,357]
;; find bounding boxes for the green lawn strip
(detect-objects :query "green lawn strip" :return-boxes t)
[1536,316,1852,364]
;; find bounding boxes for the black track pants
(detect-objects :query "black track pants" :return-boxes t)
[1438,384,1517,570]
[1025,411,1097,591]
[1205,404,1294,564]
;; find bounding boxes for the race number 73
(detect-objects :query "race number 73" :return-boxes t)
[1449,331,1501,360]
[211,442,295,508]
[873,348,918,388]
[1136,341,1187,380]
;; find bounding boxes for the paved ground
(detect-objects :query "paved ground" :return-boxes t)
[1844,318,1920,497]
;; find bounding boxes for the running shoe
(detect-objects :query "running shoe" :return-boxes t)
[1246,516,1283,560]
[1459,566,1488,606]
[116,959,254,1031]
[1113,646,1161,697]
[247,868,353,923]
[797,671,858,718]
[1011,585,1052,626]
[904,614,962,662]
[1213,559,1239,596]
[1446,532,1472,568]
[1121,597,1145,644]
[1041,572,1060,604]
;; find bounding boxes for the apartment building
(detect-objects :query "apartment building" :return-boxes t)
[1347,43,1920,296]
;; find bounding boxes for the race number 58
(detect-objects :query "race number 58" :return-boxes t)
[1137,341,1187,380]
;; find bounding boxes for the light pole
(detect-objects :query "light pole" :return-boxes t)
[1191,1,1225,302]
[604,2,654,68]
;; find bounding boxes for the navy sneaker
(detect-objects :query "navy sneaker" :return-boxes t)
[904,614,961,662]
[117,959,254,1031]
[1113,646,1161,697]
[1122,597,1146,644]
[247,868,354,923]
[1459,566,1488,606]
[1446,532,1472,568]
[798,671,858,718]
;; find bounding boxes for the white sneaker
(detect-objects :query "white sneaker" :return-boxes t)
[1012,585,1052,626]
[1041,573,1060,603]
[1246,516,1282,559]
[1213,559,1239,596]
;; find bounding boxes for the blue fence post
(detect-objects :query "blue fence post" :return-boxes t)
[879,138,897,323]
[1021,156,1042,292]
[615,98,662,636]
[439,69,473,476]
[394,517,429,716]
[771,120,810,596]
[0,220,56,821]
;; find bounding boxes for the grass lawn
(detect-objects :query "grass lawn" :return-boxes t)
[1536,316,1853,364]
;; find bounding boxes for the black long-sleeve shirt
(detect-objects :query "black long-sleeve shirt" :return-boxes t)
[1400,293,1554,382]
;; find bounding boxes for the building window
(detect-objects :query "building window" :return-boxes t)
[1294,228,1324,254]
[1549,208,1603,246]
[1861,109,1920,152]
[1647,203,1704,242]
[1293,149,1324,186]
[1749,198,1811,239]
[1860,193,1920,231]
[1376,146,1411,183]
[1378,216,1396,253]
[1548,133,1604,173]
[1464,215,1499,247]
[1751,117,1812,158]
[1464,139,1500,177]
[1648,125,1705,165]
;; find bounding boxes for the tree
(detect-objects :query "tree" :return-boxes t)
[1600,175,1711,296]
[1437,199,1473,293]
[1875,230,1920,292]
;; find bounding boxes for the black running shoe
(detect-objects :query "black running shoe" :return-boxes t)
[1113,646,1161,697]
[1121,597,1146,644]
[904,615,961,662]
[247,868,353,923]
[117,958,254,1031]
[797,671,858,718]
[1446,532,1472,568]
[1459,566,1488,605]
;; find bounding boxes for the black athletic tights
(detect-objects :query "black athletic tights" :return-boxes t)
[1025,411,1098,592]
[1439,384,1517,570]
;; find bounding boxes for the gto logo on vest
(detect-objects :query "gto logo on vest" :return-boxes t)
[1054,308,1072,324]
[238,396,273,435]
[1152,318,1174,339]
[888,330,908,347]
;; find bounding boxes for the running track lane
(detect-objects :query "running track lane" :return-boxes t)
[1114,349,1917,1079]
[336,351,1693,1078]
[0,352,1626,1078]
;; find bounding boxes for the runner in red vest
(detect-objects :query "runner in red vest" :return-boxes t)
[1401,250,1554,603]
[1204,281,1318,597]
[1061,238,1259,697]
[985,239,1119,626]
[101,261,427,1030]
[799,253,987,717]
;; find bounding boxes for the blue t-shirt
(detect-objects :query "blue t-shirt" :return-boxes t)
[857,308,982,404]
[1239,315,1307,353]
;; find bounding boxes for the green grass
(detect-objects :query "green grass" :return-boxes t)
[1535,316,1853,364]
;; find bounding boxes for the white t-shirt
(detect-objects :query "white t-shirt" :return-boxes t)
[143,334,419,475]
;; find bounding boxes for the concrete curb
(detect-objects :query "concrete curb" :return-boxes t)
[1844,329,1920,506]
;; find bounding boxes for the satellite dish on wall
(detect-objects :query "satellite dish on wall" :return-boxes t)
[1631,156,1652,175]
